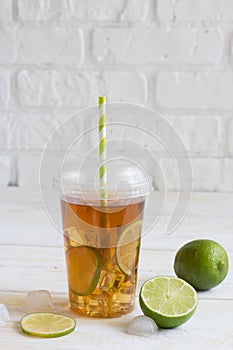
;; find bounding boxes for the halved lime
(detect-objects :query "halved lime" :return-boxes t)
[66,246,102,296]
[140,276,198,328]
[20,312,76,338]
[116,220,142,276]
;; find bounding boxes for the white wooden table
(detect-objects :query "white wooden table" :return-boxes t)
[0,188,233,350]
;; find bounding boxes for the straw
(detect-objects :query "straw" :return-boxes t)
[99,96,107,204]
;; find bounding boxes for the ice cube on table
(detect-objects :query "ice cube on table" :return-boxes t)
[127,315,158,336]
[0,304,10,325]
[26,290,54,312]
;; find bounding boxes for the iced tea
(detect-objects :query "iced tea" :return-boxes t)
[61,196,145,318]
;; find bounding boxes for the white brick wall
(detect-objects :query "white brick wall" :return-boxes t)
[93,26,223,64]
[0,154,11,186]
[227,120,233,157]
[16,70,96,107]
[17,0,150,22]
[16,28,84,65]
[0,0,232,191]
[157,0,233,22]
[16,70,146,107]
[0,70,11,107]
[167,116,225,157]
[156,72,233,110]
[0,0,12,22]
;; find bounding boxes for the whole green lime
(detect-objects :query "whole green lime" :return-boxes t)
[174,239,229,291]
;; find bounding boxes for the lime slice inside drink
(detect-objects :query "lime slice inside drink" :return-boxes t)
[20,312,76,338]
[64,226,82,247]
[139,276,198,328]
[66,246,102,296]
[116,220,142,276]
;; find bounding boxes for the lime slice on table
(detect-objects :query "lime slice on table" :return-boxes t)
[139,276,198,329]
[20,312,76,338]
[66,246,102,296]
[116,220,142,276]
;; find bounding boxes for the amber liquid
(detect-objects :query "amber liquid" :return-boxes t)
[61,196,145,318]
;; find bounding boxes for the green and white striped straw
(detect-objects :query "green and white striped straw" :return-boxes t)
[99,96,107,203]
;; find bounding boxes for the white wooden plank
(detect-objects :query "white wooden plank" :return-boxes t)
[0,187,232,350]
[0,245,67,293]
[0,294,232,350]
[0,246,231,301]
[1,189,233,251]
[141,216,233,251]
[1,213,232,251]
[1,216,232,252]
[1,188,233,217]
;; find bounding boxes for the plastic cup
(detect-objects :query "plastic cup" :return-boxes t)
[57,157,152,317]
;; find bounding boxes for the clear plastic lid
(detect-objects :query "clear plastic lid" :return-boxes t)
[54,155,153,201]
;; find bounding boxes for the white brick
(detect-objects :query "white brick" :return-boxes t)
[102,72,147,104]
[17,153,43,188]
[192,159,223,191]
[17,153,64,188]
[17,0,68,21]
[92,26,223,64]
[16,70,99,107]
[16,71,56,107]
[119,0,149,21]
[17,0,149,21]
[230,36,233,66]
[192,159,233,192]
[153,158,180,191]
[167,115,225,157]
[0,0,12,21]
[54,72,99,107]
[156,72,233,110]
[6,112,89,152]
[221,159,233,191]
[0,28,17,64]
[0,70,11,107]
[19,27,83,65]
[17,153,41,187]
[16,70,148,107]
[70,0,149,21]
[157,158,231,192]
[0,27,83,65]
[0,115,9,150]
[156,0,174,21]
[226,119,233,157]
[7,113,62,150]
[157,0,233,21]
[0,154,11,186]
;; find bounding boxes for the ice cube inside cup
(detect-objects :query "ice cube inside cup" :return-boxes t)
[26,290,54,312]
